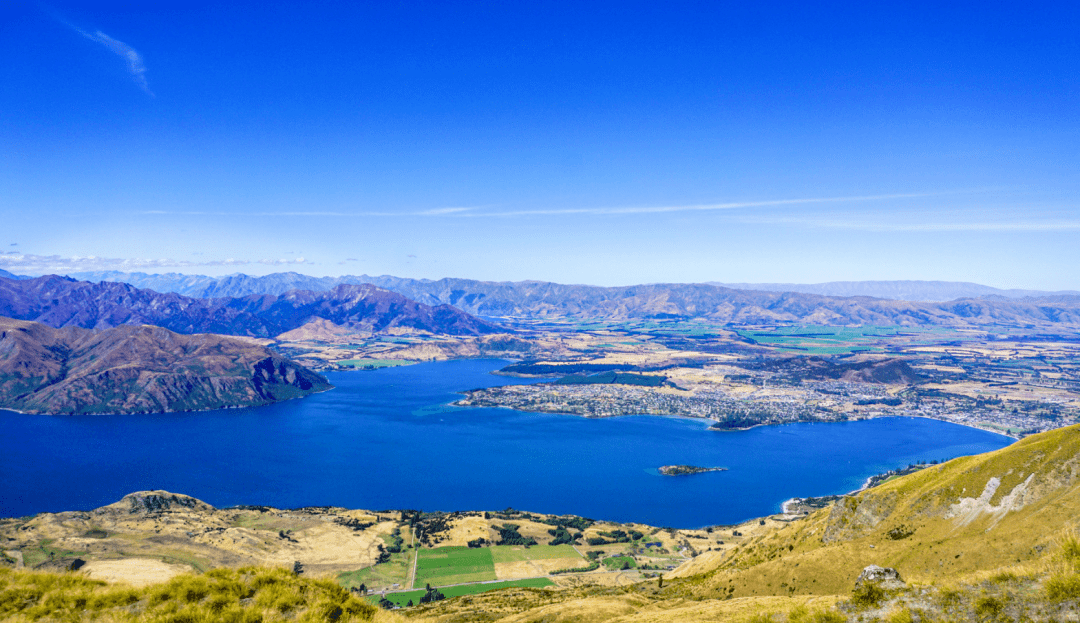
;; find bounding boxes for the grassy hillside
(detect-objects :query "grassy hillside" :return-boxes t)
[683,423,1080,599]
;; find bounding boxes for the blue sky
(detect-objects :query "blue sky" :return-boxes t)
[1,1,1078,288]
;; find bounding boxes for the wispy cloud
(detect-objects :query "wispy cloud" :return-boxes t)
[50,9,153,95]
[136,190,1001,220]
[466,192,946,218]
[418,207,476,215]
[732,214,1080,232]
[0,253,309,275]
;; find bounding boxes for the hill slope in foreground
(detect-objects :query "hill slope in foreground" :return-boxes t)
[0,317,329,414]
[3,425,1080,621]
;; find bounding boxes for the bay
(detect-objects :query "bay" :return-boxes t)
[0,359,1013,527]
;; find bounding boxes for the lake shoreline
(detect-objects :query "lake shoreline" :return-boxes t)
[0,360,1014,527]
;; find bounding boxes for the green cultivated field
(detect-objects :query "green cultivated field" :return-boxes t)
[337,552,410,590]
[370,578,555,608]
[602,555,637,570]
[732,325,945,354]
[415,547,497,586]
[490,544,581,563]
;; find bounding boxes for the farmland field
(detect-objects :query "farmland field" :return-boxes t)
[602,555,637,570]
[371,578,555,608]
[490,544,580,563]
[337,551,410,591]
[415,546,497,586]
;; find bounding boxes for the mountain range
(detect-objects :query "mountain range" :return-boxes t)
[69,270,1080,302]
[54,270,1080,328]
[715,279,1080,301]
[0,317,330,414]
[4,272,1080,331]
[0,275,501,338]
[0,269,30,281]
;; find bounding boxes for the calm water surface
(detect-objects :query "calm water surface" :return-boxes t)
[0,359,1013,527]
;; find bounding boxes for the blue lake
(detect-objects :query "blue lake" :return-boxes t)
[0,359,1013,527]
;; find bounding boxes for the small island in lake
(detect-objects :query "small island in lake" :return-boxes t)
[659,465,727,476]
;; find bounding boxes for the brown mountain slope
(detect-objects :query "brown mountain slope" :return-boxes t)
[0,317,330,414]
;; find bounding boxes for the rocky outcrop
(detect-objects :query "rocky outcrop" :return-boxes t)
[944,474,1036,528]
[121,492,213,514]
[855,565,906,590]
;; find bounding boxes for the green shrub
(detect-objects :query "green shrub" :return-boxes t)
[1059,531,1080,571]
[973,595,1004,621]
[986,570,1018,584]
[936,588,963,607]
[850,582,887,608]
[1046,572,1080,602]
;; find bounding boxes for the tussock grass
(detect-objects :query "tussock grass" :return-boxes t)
[0,566,377,622]
[1045,529,1080,602]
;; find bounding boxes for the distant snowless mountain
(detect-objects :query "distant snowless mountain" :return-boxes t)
[67,271,1080,303]
[0,270,1078,328]
[713,280,1080,301]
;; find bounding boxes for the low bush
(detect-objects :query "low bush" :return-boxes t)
[0,565,377,622]
[849,582,887,608]
[1045,572,1080,602]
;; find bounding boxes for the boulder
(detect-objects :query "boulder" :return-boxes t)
[855,565,905,590]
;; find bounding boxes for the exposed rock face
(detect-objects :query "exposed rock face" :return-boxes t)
[821,492,900,543]
[855,565,906,589]
[120,491,213,514]
[945,474,1036,528]
[0,317,330,414]
[0,275,502,337]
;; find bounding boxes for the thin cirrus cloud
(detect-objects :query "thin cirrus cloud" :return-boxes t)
[0,253,308,275]
[50,8,153,95]
[136,191,972,219]
[733,214,1080,232]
